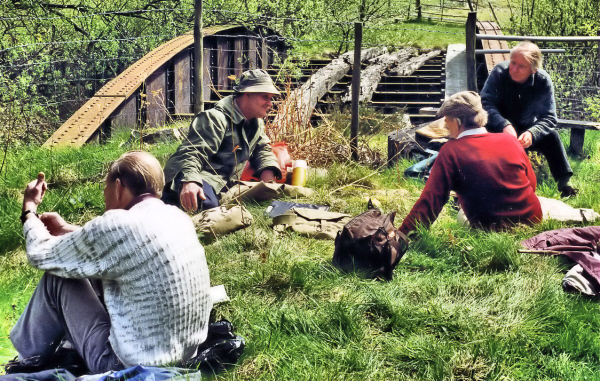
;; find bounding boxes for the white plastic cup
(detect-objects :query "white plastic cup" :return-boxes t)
[291,160,307,186]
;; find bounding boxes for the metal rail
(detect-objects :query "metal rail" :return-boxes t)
[477,35,600,42]
[476,49,565,54]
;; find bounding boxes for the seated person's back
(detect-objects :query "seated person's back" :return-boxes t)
[399,91,542,234]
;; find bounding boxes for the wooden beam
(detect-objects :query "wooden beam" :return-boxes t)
[466,12,477,91]
[203,45,212,101]
[557,119,600,130]
[217,38,229,90]
[261,38,268,69]
[146,65,167,127]
[193,0,203,113]
[271,47,384,131]
[350,22,363,162]
[111,95,137,129]
[248,38,258,69]
[341,48,417,103]
[234,38,244,77]
[174,51,191,114]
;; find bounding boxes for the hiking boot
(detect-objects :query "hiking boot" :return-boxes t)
[560,185,579,198]
[4,355,45,374]
[4,346,88,376]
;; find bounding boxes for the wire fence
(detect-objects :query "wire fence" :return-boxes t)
[540,44,600,121]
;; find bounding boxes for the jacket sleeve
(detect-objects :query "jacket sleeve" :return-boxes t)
[527,74,557,143]
[167,112,228,186]
[249,126,282,179]
[23,215,126,279]
[481,67,512,133]
[399,150,455,234]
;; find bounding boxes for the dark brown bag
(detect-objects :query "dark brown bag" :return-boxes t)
[332,209,408,281]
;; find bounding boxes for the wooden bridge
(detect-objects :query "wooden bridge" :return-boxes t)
[44,25,288,147]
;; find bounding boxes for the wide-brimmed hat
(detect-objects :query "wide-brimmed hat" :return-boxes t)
[234,69,280,95]
[437,91,484,119]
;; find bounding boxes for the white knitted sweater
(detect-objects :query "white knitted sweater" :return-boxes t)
[23,198,213,367]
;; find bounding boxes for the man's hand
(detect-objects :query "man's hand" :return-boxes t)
[39,212,79,236]
[518,131,533,149]
[180,181,205,212]
[503,125,518,138]
[259,169,276,183]
[23,172,47,213]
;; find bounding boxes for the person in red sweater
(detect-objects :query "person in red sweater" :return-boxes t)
[399,91,543,235]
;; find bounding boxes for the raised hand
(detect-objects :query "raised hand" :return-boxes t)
[23,172,47,212]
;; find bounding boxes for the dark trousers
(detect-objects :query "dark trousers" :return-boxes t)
[161,180,219,211]
[528,129,573,182]
[10,273,124,374]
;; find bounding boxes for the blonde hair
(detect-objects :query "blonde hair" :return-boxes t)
[107,151,164,197]
[511,41,543,71]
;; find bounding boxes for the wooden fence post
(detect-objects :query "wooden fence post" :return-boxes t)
[351,22,362,162]
[597,30,600,87]
[193,0,204,113]
[416,0,422,19]
[466,12,477,91]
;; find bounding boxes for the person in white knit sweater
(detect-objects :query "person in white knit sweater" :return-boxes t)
[10,151,214,374]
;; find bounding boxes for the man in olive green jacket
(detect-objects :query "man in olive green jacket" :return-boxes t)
[163,69,282,212]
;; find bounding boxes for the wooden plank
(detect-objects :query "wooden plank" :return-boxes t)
[234,38,244,77]
[146,65,167,127]
[248,38,258,69]
[203,44,212,101]
[111,95,137,129]
[217,38,229,90]
[174,51,192,114]
[557,119,600,130]
[261,38,268,69]
[477,21,511,73]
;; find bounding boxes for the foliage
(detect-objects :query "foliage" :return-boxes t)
[0,0,198,152]
[585,95,600,122]
[506,0,600,36]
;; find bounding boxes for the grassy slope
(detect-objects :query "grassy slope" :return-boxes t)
[2,128,600,380]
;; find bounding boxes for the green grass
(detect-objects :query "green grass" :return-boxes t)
[2,128,600,379]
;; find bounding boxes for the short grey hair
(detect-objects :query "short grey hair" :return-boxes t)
[107,151,164,197]
[511,41,543,71]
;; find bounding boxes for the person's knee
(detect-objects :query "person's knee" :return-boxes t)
[201,196,219,210]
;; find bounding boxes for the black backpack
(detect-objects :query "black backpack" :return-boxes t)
[332,209,409,281]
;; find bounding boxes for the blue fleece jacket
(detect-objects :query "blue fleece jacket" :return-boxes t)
[480,61,557,144]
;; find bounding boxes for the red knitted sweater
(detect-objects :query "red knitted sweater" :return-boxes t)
[399,133,542,234]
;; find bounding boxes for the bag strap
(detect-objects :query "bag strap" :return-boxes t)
[386,230,409,265]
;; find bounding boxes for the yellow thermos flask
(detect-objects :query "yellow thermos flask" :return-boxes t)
[291,160,307,186]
